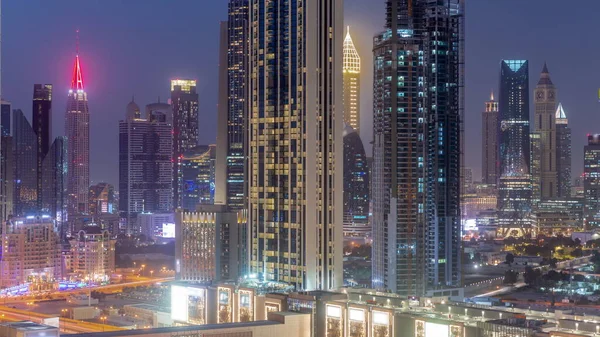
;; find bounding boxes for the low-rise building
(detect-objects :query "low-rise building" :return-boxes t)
[0,321,58,337]
[65,226,115,282]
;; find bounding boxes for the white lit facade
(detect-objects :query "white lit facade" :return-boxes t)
[66,227,115,282]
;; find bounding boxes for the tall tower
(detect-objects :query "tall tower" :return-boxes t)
[247,0,343,290]
[555,103,571,198]
[584,135,600,229]
[33,84,52,208]
[372,0,463,296]
[497,60,533,237]
[216,0,248,211]
[343,126,370,238]
[533,63,557,200]
[171,80,199,209]
[343,26,361,132]
[13,109,37,215]
[482,91,498,185]
[65,45,90,217]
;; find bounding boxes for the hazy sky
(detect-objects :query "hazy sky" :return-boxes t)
[4,0,600,186]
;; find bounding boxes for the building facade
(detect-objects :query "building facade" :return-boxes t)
[41,136,68,239]
[137,212,175,241]
[13,109,37,216]
[533,64,557,200]
[33,84,52,209]
[247,0,343,290]
[343,26,361,132]
[0,216,61,288]
[556,103,571,198]
[119,100,173,234]
[215,0,248,211]
[530,132,541,206]
[342,126,370,239]
[179,145,215,211]
[497,60,533,235]
[372,0,463,295]
[482,92,498,185]
[66,227,115,282]
[89,183,115,216]
[584,134,600,228]
[171,80,199,209]
[65,52,90,217]
[0,101,13,222]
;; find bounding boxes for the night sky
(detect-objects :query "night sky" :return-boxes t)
[3,0,600,187]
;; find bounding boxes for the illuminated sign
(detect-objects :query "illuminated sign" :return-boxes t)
[171,285,206,324]
[161,223,175,238]
[372,311,388,325]
[326,305,342,318]
[424,322,449,337]
[349,308,364,322]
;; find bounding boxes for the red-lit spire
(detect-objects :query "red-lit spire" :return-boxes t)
[71,30,84,91]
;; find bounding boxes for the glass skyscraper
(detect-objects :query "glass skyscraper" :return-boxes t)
[556,103,571,198]
[343,126,370,238]
[180,145,216,211]
[247,0,343,290]
[584,135,600,228]
[372,0,463,296]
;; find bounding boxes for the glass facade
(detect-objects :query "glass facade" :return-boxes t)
[180,145,216,211]
[556,103,571,198]
[343,127,370,238]
[13,109,38,216]
[584,135,600,228]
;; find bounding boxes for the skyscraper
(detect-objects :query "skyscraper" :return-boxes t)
[482,91,498,185]
[0,100,12,222]
[530,132,541,206]
[180,145,216,211]
[216,0,248,211]
[33,84,52,208]
[13,109,37,216]
[247,0,343,290]
[171,80,199,209]
[372,0,463,296]
[556,103,571,198]
[41,136,67,239]
[584,134,600,229]
[497,60,533,236]
[65,50,90,217]
[343,126,370,238]
[343,26,361,132]
[533,64,557,200]
[119,99,173,233]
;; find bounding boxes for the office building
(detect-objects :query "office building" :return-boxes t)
[171,80,199,209]
[533,63,557,200]
[530,132,541,206]
[41,137,68,239]
[0,100,10,136]
[584,134,600,228]
[13,109,37,216]
[145,101,172,124]
[246,0,343,290]
[119,99,173,234]
[0,216,61,288]
[175,205,246,282]
[66,50,90,217]
[556,103,572,198]
[33,84,52,209]
[497,60,533,235]
[179,145,215,211]
[215,0,248,210]
[343,26,361,132]
[66,226,115,282]
[88,183,115,216]
[343,126,370,239]
[137,212,175,241]
[0,101,12,222]
[372,0,463,296]
[482,91,498,184]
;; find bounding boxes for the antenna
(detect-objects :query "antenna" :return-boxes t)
[76,29,80,55]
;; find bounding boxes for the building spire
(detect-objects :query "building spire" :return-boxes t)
[537,62,553,86]
[71,30,84,91]
[490,89,494,101]
[343,26,360,73]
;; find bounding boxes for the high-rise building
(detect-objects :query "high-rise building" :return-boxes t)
[171,80,199,209]
[372,0,463,296]
[66,226,115,282]
[556,103,571,198]
[530,132,541,206]
[41,136,68,239]
[0,100,10,136]
[13,109,37,216]
[0,215,61,288]
[180,145,215,211]
[497,60,533,236]
[482,91,499,185]
[247,0,343,290]
[0,100,12,222]
[584,134,600,228]
[119,99,172,233]
[89,182,115,216]
[145,101,172,125]
[343,126,370,239]
[175,205,246,283]
[33,84,52,209]
[533,64,557,200]
[343,26,361,132]
[215,0,248,211]
[65,51,90,217]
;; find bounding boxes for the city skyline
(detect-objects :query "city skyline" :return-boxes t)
[3,1,600,186]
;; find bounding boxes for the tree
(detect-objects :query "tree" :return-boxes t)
[505,253,515,265]
[523,267,541,287]
[503,270,518,285]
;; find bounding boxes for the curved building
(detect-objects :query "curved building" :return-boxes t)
[343,125,370,239]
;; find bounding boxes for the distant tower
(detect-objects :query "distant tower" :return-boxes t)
[584,135,600,228]
[343,126,370,239]
[33,84,52,208]
[65,41,90,218]
[555,103,571,198]
[171,80,199,209]
[533,63,557,200]
[13,109,37,215]
[530,132,541,205]
[482,91,498,184]
[343,26,361,132]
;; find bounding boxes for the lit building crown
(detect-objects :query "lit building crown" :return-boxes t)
[71,55,84,91]
[171,79,197,92]
[556,102,568,124]
[343,26,360,73]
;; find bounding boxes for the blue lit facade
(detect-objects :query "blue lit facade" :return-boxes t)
[180,145,216,211]
[372,0,463,296]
